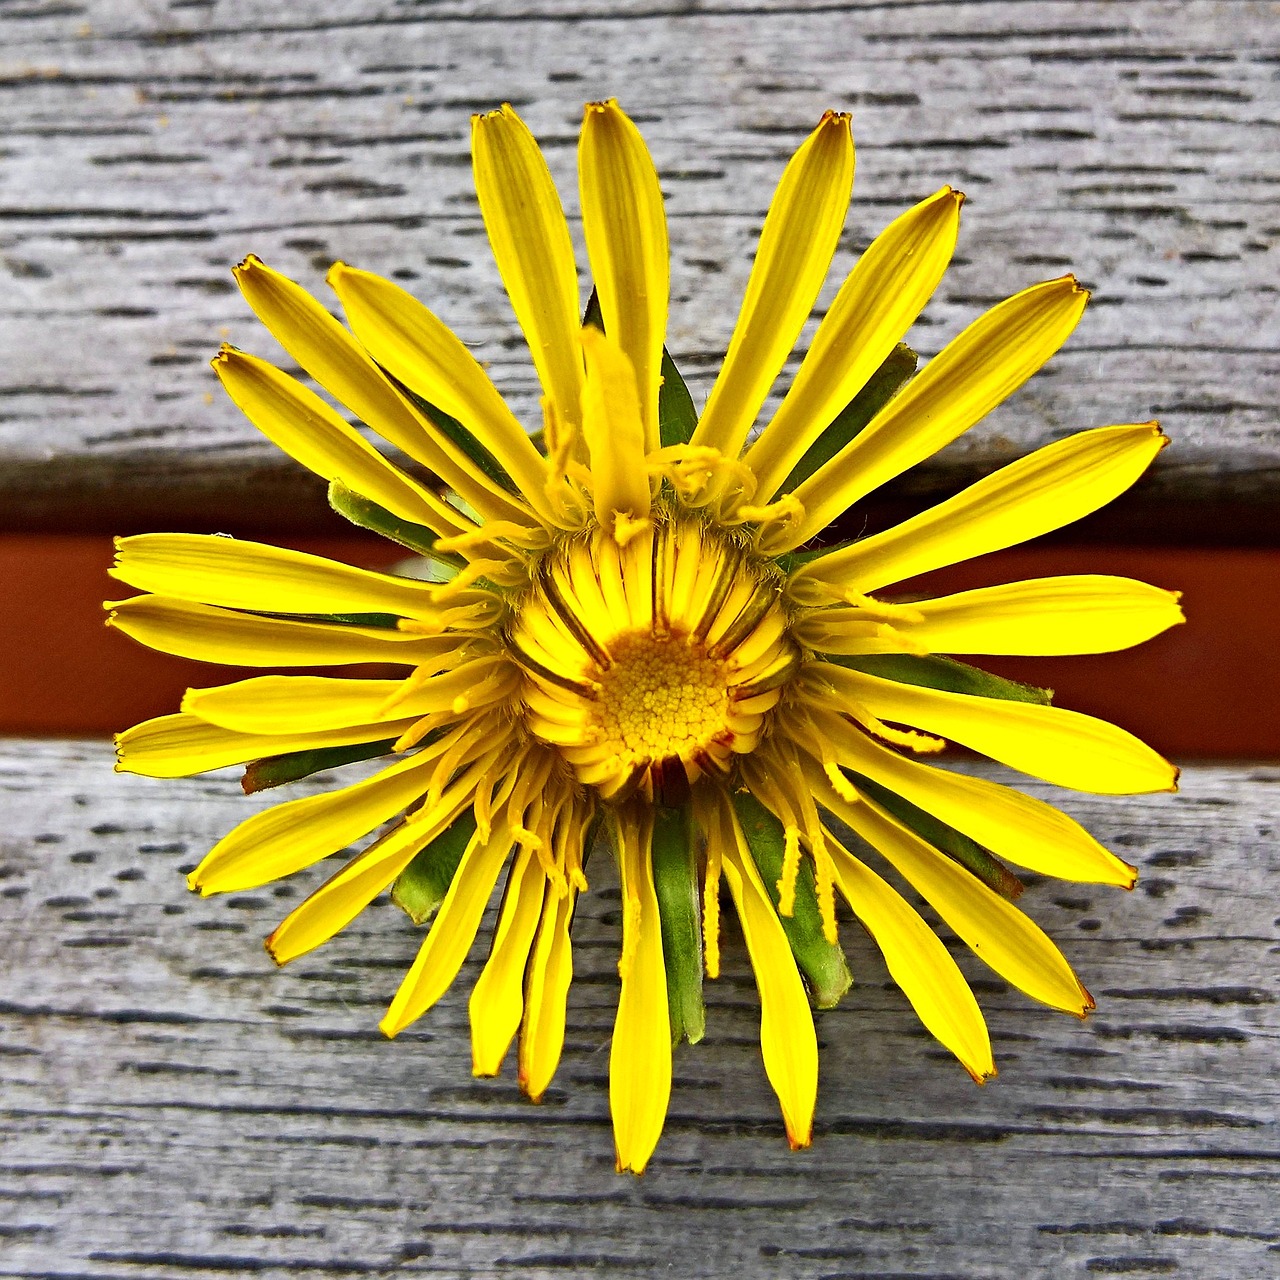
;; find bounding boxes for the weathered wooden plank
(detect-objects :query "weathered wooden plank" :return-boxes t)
[1,1,1276,534]
[0,741,1276,1276]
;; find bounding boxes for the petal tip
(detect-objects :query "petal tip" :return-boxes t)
[785,1122,814,1152]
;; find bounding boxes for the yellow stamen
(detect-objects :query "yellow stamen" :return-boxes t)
[776,825,803,918]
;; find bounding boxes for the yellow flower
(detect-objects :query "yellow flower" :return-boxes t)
[108,100,1183,1174]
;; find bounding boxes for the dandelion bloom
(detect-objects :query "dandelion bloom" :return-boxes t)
[110,101,1182,1173]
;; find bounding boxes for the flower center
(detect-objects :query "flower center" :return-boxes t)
[508,518,800,804]
[592,630,732,766]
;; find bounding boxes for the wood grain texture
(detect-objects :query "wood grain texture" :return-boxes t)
[1,740,1277,1277]
[1,1,1277,534]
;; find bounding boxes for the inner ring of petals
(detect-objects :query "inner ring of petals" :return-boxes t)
[508,519,800,804]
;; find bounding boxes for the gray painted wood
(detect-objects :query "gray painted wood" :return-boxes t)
[1,1,1277,534]
[1,741,1277,1277]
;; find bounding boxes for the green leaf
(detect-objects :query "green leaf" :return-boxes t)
[651,804,706,1046]
[241,738,399,794]
[778,342,918,494]
[583,287,698,447]
[831,653,1053,706]
[391,811,479,926]
[382,367,518,494]
[842,770,1025,901]
[732,792,852,1008]
[327,480,463,572]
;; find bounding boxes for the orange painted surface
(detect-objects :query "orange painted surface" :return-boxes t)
[1,535,1275,759]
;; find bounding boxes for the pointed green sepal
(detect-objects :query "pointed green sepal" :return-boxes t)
[258,609,403,629]
[832,653,1053,706]
[651,804,706,1046]
[241,738,399,794]
[383,369,519,494]
[658,348,698,447]
[844,769,1025,901]
[391,811,479,925]
[327,480,463,574]
[732,792,853,1008]
[583,288,698,447]
[773,538,855,576]
[779,341,919,494]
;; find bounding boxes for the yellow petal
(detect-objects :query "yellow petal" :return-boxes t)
[777,276,1090,551]
[692,111,854,459]
[106,595,452,667]
[472,105,584,430]
[110,533,439,618]
[182,662,506,735]
[212,347,458,531]
[114,712,412,779]
[746,186,962,499]
[380,818,516,1037]
[469,846,548,1076]
[828,837,993,1082]
[802,424,1167,593]
[821,662,1177,795]
[518,883,577,1102]
[610,812,671,1174]
[233,255,531,527]
[327,263,555,521]
[188,752,435,895]
[580,326,652,538]
[579,99,668,452]
[721,803,819,1148]
[895,575,1185,656]
[814,711,1136,885]
[267,786,474,964]
[825,787,1091,1014]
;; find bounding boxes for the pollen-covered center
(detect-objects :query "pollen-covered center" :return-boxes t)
[593,632,731,766]
[508,518,801,804]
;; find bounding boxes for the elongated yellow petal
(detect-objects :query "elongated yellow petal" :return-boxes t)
[233,255,530,527]
[267,784,474,964]
[746,186,962,499]
[473,105,584,430]
[893,575,1185,656]
[114,712,412,779]
[828,837,993,1082]
[182,662,507,735]
[580,326,652,539]
[722,803,819,1148]
[469,846,548,1076]
[813,709,1136,885]
[803,424,1167,593]
[213,347,457,531]
[380,818,516,1037]
[111,533,439,618]
[106,595,452,667]
[821,662,1177,794]
[610,812,671,1174]
[825,787,1091,1014]
[183,675,408,735]
[518,884,577,1102]
[692,111,854,459]
[776,276,1090,551]
[188,752,435,895]
[579,99,668,452]
[327,263,555,521]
